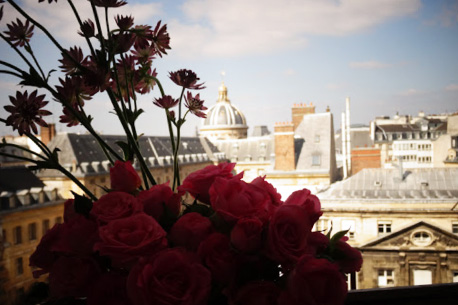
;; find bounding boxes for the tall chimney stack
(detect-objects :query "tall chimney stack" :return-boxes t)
[274,121,295,171]
[41,123,56,145]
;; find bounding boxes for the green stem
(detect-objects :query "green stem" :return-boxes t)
[107,88,157,186]
[0,70,22,78]
[67,0,96,57]
[0,33,36,73]
[25,41,46,80]
[55,163,98,201]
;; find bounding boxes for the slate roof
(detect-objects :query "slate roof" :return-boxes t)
[295,112,336,173]
[0,166,44,192]
[213,135,274,164]
[40,133,226,177]
[318,168,458,200]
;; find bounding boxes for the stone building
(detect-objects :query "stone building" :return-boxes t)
[200,83,337,197]
[0,166,64,305]
[38,133,226,199]
[318,167,458,289]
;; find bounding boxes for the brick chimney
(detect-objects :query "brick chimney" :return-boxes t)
[274,122,295,171]
[292,102,315,131]
[41,123,56,145]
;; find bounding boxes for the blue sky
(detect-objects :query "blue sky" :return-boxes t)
[1,0,457,137]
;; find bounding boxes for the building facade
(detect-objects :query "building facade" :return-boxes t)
[318,168,458,289]
[0,167,64,305]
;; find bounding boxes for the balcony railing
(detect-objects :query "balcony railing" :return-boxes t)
[345,283,458,305]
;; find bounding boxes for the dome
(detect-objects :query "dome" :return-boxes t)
[200,82,248,141]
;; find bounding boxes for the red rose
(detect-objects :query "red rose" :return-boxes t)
[88,272,132,305]
[138,182,182,221]
[266,205,312,265]
[179,162,239,205]
[306,231,329,256]
[110,160,142,193]
[230,217,263,253]
[127,248,211,305]
[90,191,142,225]
[251,176,282,216]
[52,214,99,256]
[209,177,270,225]
[170,212,214,251]
[29,223,62,278]
[334,239,363,273]
[94,213,167,267]
[198,232,237,284]
[230,281,281,305]
[284,189,323,225]
[63,199,77,222]
[49,256,101,298]
[278,256,347,305]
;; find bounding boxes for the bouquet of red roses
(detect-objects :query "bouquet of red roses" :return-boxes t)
[30,160,362,305]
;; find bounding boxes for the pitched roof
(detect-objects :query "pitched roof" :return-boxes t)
[0,166,44,192]
[318,168,458,200]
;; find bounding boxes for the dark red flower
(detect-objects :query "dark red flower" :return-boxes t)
[132,43,156,64]
[184,91,207,118]
[88,272,132,305]
[115,15,134,31]
[78,19,95,37]
[111,32,135,54]
[135,68,157,94]
[169,69,205,90]
[151,21,170,57]
[92,0,127,8]
[56,76,95,106]
[59,46,88,75]
[90,191,142,225]
[132,25,153,49]
[230,281,281,305]
[278,256,347,305]
[153,95,178,109]
[127,248,211,305]
[169,212,214,251]
[110,160,142,193]
[4,90,51,135]
[178,162,239,205]
[59,105,82,127]
[4,19,34,47]
[94,213,167,267]
[137,182,182,221]
[284,188,323,225]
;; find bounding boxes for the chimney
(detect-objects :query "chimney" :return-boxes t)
[274,121,295,171]
[41,123,56,145]
[292,102,315,131]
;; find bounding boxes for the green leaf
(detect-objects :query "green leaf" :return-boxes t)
[20,68,46,88]
[115,141,133,161]
[330,229,349,244]
[71,191,93,217]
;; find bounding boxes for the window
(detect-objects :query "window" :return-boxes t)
[341,220,355,239]
[16,257,24,275]
[42,219,50,235]
[13,226,22,245]
[378,221,392,235]
[28,223,37,241]
[452,222,458,234]
[312,154,321,166]
[411,231,432,246]
[315,218,330,234]
[2,229,6,243]
[55,216,63,224]
[378,269,395,287]
[453,271,458,283]
[413,269,432,285]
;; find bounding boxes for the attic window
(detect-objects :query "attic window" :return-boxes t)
[411,230,432,246]
[182,142,188,149]
[420,181,429,189]
[374,181,382,187]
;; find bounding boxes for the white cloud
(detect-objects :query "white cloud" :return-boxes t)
[172,0,421,57]
[349,61,393,69]
[398,88,423,97]
[445,84,458,91]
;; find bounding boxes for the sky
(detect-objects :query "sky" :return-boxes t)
[1,0,457,138]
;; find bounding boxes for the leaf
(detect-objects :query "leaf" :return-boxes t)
[20,68,46,88]
[71,191,93,217]
[115,141,133,161]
